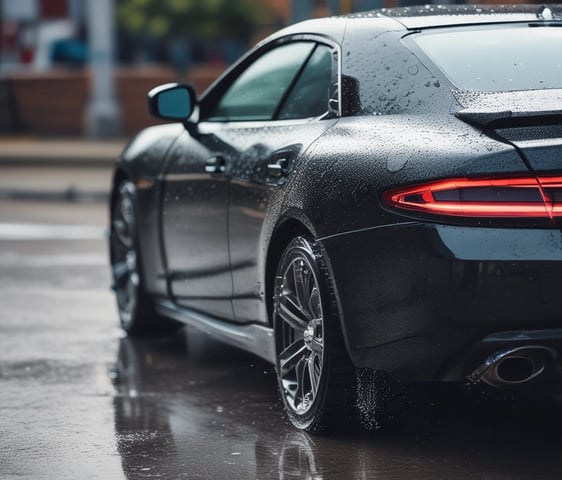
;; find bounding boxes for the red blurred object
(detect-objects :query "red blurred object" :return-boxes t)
[40,0,68,18]
[20,48,34,64]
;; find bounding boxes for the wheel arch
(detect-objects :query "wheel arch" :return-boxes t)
[265,213,356,367]
[265,218,312,326]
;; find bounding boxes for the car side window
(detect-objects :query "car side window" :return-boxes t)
[277,44,334,120]
[206,42,316,122]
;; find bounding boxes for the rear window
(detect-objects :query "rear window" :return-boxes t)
[412,26,562,92]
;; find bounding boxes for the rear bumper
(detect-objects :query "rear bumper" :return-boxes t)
[320,222,562,382]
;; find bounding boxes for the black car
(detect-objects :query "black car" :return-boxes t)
[110,4,562,432]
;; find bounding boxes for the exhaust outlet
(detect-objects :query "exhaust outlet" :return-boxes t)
[468,345,557,387]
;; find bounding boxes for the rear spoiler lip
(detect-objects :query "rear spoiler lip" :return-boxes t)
[455,109,562,129]
[453,89,562,129]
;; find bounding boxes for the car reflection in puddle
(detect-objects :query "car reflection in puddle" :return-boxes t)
[110,327,562,480]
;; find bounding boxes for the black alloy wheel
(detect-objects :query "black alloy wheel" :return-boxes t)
[273,236,354,432]
[273,236,396,432]
[110,181,179,336]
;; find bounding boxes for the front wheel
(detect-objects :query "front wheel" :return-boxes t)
[110,180,180,336]
[273,236,394,433]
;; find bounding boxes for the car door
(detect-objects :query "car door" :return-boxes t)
[161,38,339,323]
[159,40,319,320]
[160,126,234,319]
[198,39,340,324]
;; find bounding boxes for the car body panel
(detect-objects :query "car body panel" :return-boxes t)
[322,222,562,380]
[160,117,338,322]
[112,5,562,383]
[278,114,529,236]
[113,123,184,296]
[161,128,233,319]
[216,118,338,324]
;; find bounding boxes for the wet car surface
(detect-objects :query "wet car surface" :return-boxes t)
[3,199,562,478]
[111,4,562,432]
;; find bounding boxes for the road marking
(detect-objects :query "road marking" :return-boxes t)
[0,288,113,298]
[0,223,106,240]
[0,253,108,267]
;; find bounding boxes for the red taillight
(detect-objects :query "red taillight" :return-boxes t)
[383,176,562,219]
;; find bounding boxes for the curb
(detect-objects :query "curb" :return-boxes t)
[0,140,119,202]
[0,139,125,168]
[0,157,116,168]
[0,188,109,203]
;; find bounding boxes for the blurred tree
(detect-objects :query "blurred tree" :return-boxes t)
[117,0,268,45]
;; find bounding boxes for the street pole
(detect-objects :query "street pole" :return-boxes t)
[290,0,312,23]
[86,0,121,138]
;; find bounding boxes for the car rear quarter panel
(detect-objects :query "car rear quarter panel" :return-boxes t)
[279,114,526,238]
[274,114,542,378]
[321,221,562,380]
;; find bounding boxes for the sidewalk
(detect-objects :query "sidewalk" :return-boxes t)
[0,137,125,202]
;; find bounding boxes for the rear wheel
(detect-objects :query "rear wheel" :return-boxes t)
[110,181,180,336]
[273,236,395,432]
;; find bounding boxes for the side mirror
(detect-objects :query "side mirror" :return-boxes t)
[147,83,196,121]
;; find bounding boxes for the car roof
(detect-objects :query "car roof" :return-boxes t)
[266,4,562,45]
[373,4,562,29]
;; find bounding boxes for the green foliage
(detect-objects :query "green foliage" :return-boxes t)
[117,0,268,43]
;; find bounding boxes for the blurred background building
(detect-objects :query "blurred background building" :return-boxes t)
[0,0,543,137]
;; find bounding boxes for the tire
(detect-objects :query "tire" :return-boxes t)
[110,181,180,336]
[273,236,395,433]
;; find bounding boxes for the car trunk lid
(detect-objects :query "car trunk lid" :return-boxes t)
[454,89,562,173]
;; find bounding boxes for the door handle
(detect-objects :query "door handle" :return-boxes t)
[267,157,289,178]
[205,155,226,174]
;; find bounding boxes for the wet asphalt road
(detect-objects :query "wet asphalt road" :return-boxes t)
[3,199,562,479]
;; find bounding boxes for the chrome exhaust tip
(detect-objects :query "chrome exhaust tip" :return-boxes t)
[468,345,557,387]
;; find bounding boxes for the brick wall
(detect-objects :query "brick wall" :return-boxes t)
[0,65,226,137]
[8,71,89,136]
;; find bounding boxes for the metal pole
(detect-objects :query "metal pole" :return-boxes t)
[290,0,312,23]
[86,0,121,138]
